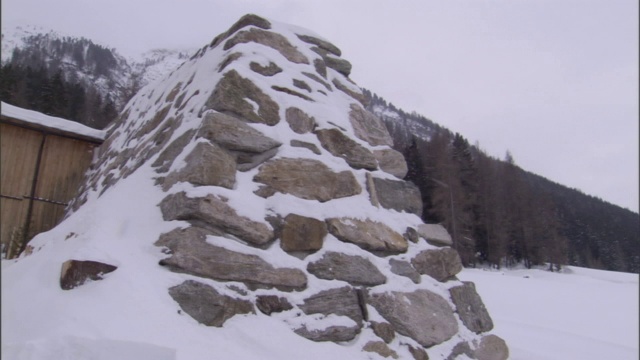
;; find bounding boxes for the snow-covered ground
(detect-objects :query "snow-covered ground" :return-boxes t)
[459,266,639,360]
[3,257,637,359]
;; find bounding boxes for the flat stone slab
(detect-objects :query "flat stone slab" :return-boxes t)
[159,191,274,246]
[307,251,387,286]
[253,158,361,202]
[326,217,408,254]
[206,70,280,126]
[197,111,282,153]
[169,280,254,327]
[349,104,393,147]
[370,177,422,216]
[280,214,326,253]
[416,223,453,247]
[156,227,307,291]
[367,289,458,348]
[316,128,377,170]
[449,281,494,333]
[411,247,463,282]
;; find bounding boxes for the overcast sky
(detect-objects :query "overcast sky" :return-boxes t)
[2,0,638,212]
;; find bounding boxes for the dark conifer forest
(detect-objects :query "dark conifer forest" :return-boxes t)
[364,89,639,273]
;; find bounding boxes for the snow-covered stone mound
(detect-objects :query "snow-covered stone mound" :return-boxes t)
[2,14,508,360]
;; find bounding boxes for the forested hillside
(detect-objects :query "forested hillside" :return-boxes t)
[0,30,189,129]
[364,89,639,273]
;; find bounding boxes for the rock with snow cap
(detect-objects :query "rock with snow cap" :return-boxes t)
[60,260,117,290]
[169,280,254,327]
[253,158,362,202]
[411,247,463,282]
[367,289,459,348]
[326,217,408,254]
[156,227,307,291]
[307,251,387,286]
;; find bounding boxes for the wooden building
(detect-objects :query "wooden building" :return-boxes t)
[1,102,105,258]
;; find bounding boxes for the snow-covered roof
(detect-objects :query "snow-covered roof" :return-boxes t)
[0,102,106,143]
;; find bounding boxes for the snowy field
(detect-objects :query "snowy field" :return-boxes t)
[459,266,639,360]
[3,258,637,359]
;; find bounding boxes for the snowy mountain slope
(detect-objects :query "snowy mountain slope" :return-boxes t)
[1,25,194,108]
[129,48,193,87]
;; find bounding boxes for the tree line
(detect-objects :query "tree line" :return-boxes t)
[0,64,118,129]
[364,89,639,273]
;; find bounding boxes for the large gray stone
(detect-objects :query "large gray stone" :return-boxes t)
[224,28,309,64]
[285,107,316,134]
[196,111,281,171]
[280,214,326,253]
[310,47,351,77]
[157,227,307,291]
[197,111,282,153]
[315,128,377,170]
[162,142,236,191]
[295,286,364,342]
[159,192,274,246]
[416,224,453,247]
[169,280,254,327]
[307,251,386,286]
[349,104,393,146]
[411,248,463,282]
[367,289,458,348]
[299,286,364,324]
[374,148,408,179]
[209,14,272,49]
[474,335,509,360]
[253,158,361,202]
[206,70,280,126]
[327,217,408,254]
[60,260,117,290]
[388,258,421,284]
[369,177,422,216]
[313,59,327,78]
[449,282,494,333]
[297,34,342,56]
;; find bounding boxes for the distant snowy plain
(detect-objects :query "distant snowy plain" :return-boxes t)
[459,266,639,360]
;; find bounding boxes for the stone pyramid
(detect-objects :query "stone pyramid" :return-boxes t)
[12,14,508,360]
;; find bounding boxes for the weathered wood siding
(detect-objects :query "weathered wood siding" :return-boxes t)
[1,121,99,257]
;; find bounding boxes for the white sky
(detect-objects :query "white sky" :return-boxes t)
[2,0,638,212]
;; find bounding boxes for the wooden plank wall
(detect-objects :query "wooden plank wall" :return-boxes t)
[0,122,99,257]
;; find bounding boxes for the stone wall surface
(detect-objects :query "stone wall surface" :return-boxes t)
[66,13,508,360]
